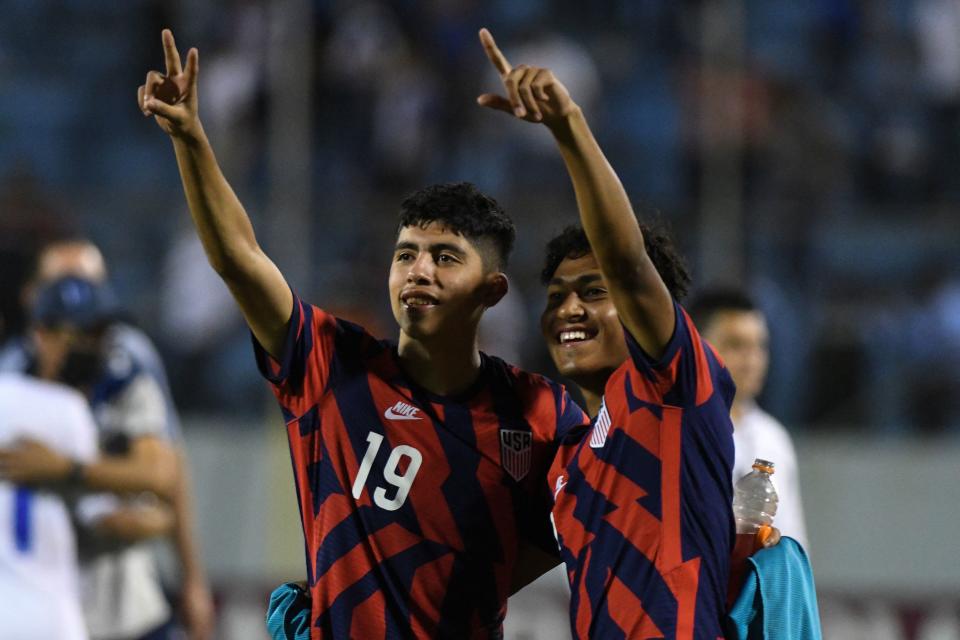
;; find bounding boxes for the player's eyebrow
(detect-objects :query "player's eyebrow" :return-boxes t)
[548,272,602,287]
[395,241,468,258]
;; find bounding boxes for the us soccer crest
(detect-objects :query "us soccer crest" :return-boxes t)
[499,429,532,481]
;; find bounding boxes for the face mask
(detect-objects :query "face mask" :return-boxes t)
[58,349,104,389]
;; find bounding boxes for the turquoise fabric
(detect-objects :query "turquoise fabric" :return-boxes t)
[266,582,311,640]
[726,537,822,640]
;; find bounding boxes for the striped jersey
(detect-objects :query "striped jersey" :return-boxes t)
[548,302,736,639]
[253,294,587,639]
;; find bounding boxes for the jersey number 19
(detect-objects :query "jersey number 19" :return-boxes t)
[351,432,422,511]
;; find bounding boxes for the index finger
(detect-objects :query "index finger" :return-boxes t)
[162,28,183,76]
[479,28,511,75]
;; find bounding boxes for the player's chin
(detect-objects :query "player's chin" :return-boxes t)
[552,343,600,376]
[399,315,445,341]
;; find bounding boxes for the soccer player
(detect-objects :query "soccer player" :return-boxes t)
[478,30,738,638]
[689,288,808,548]
[139,30,586,638]
[0,239,215,640]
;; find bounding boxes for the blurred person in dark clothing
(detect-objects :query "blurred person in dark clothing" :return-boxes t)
[0,239,215,640]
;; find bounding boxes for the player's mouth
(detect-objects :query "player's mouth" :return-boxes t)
[556,326,598,347]
[401,290,440,311]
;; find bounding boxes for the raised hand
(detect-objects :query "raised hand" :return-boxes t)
[476,28,578,127]
[138,29,201,140]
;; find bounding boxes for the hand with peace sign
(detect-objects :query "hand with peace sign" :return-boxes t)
[477,28,579,129]
[138,29,202,141]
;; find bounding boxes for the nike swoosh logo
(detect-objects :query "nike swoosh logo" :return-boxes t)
[553,478,568,499]
[384,408,422,421]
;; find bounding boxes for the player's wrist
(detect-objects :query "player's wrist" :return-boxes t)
[171,119,207,147]
[546,105,585,141]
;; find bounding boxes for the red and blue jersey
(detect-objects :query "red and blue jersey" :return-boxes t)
[548,302,736,639]
[253,294,587,639]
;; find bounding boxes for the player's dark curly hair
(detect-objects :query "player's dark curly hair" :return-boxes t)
[540,223,691,300]
[398,182,516,269]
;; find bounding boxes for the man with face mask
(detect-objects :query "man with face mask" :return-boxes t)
[0,275,180,640]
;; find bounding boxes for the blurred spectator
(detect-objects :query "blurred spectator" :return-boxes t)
[0,354,99,640]
[0,240,214,640]
[0,276,175,640]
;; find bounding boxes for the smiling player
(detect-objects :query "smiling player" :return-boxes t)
[478,29,737,638]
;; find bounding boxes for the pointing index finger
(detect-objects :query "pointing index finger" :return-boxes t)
[162,29,183,76]
[479,28,511,76]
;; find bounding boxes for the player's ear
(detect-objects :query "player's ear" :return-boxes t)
[483,272,509,308]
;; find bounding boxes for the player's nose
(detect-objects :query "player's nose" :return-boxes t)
[556,292,586,322]
[406,253,435,284]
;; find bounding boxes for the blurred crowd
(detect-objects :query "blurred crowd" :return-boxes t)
[2,0,959,433]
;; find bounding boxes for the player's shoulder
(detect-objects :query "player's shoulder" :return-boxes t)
[0,371,89,409]
[743,404,788,433]
[743,405,797,449]
[483,352,564,398]
[299,296,387,352]
[106,323,162,369]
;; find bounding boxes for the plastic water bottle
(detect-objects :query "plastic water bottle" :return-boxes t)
[733,458,778,554]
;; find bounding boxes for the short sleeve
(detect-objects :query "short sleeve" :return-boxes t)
[107,325,183,441]
[251,293,339,418]
[622,300,732,408]
[97,374,168,440]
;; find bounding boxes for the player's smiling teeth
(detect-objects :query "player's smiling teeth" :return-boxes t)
[401,291,439,307]
[559,330,592,343]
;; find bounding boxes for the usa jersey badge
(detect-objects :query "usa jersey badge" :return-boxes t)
[589,400,612,449]
[499,429,532,481]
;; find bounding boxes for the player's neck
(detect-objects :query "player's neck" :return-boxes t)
[397,332,483,397]
[580,387,604,418]
[730,397,754,424]
[568,368,610,418]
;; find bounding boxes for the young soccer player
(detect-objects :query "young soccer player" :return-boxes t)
[478,29,744,638]
[139,30,586,638]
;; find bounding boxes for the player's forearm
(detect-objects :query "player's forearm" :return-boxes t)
[95,503,175,542]
[549,108,648,285]
[171,129,262,278]
[170,130,293,357]
[549,109,674,354]
[81,455,178,501]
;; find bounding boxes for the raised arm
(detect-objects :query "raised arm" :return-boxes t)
[477,29,674,358]
[139,29,291,358]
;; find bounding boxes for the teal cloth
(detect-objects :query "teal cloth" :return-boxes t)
[266,582,312,640]
[726,537,822,640]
